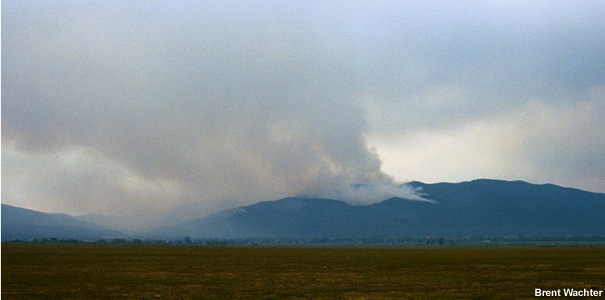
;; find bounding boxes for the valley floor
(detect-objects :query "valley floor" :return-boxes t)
[2,245,604,299]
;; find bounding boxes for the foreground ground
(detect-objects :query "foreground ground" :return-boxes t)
[2,245,604,299]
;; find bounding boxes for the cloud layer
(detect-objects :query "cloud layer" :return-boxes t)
[3,1,604,217]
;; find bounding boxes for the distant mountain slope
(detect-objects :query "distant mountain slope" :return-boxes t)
[74,201,232,233]
[74,213,127,231]
[151,179,605,239]
[1,204,124,240]
[401,179,605,235]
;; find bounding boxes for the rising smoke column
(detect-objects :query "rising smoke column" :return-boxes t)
[2,1,423,217]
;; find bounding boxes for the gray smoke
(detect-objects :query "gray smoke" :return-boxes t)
[2,1,423,217]
[4,1,604,219]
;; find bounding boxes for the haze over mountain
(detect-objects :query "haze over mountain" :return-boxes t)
[1,204,123,241]
[150,179,605,239]
[74,201,233,233]
[3,179,604,241]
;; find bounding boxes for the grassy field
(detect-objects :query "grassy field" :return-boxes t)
[2,245,604,299]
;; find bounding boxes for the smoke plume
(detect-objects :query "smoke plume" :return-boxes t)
[2,1,423,218]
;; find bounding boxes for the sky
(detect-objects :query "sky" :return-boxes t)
[3,1,605,218]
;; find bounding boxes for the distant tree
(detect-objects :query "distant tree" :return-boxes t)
[438,237,445,246]
[112,238,127,244]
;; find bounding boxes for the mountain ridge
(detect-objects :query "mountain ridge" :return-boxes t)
[1,204,124,241]
[150,179,605,239]
[3,179,604,241]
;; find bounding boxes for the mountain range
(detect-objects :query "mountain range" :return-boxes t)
[1,204,123,240]
[150,179,605,239]
[3,179,605,241]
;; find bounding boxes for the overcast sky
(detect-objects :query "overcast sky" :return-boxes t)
[3,1,604,217]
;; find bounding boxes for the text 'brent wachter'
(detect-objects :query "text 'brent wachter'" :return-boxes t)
[535,288,603,297]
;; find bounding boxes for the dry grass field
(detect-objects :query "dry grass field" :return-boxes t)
[2,245,604,299]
